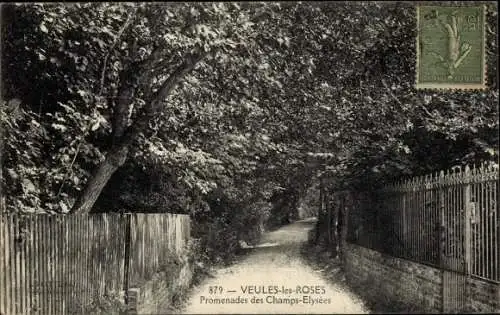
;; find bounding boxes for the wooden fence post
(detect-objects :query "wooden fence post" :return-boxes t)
[123,214,131,306]
[402,192,407,257]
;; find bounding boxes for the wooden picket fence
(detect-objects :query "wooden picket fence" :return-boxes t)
[0,213,190,315]
[347,162,499,282]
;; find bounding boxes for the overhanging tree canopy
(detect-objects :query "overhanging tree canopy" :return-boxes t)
[1,2,497,215]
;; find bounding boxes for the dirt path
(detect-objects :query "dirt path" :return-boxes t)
[180,218,369,314]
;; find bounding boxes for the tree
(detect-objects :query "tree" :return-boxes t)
[2,2,497,221]
[2,2,288,214]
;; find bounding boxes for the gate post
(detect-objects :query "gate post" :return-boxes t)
[463,166,472,312]
[438,171,445,313]
[463,166,472,276]
[441,168,472,313]
[438,171,445,268]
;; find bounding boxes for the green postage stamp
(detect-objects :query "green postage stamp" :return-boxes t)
[416,5,486,90]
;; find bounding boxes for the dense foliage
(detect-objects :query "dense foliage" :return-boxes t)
[1,2,498,264]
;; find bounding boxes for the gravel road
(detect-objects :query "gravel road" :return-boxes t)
[180,217,369,314]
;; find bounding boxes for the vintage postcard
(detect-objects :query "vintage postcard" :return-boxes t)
[0,2,498,315]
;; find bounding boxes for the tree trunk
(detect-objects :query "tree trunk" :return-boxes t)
[69,145,129,214]
[339,193,350,259]
[315,177,324,243]
[332,194,340,257]
[69,51,206,214]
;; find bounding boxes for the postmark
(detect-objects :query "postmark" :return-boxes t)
[416,5,487,90]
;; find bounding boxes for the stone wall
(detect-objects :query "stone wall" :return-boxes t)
[469,276,500,313]
[344,243,499,313]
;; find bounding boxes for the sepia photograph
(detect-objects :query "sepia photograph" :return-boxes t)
[0,1,498,314]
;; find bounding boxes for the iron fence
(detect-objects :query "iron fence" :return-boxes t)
[346,163,499,283]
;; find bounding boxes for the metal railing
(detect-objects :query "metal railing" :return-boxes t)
[346,162,499,283]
